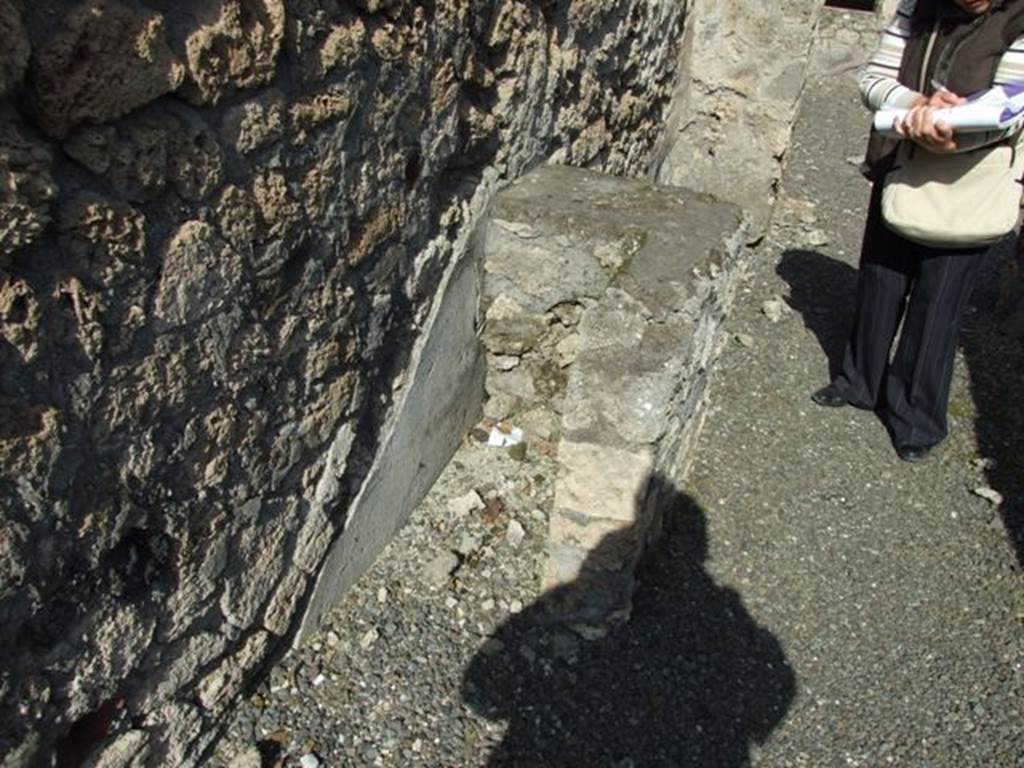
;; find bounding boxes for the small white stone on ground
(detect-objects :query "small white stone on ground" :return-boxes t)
[735,332,755,348]
[456,533,482,557]
[761,297,791,323]
[448,490,485,516]
[359,627,379,650]
[506,519,526,548]
[973,487,1004,505]
[805,228,829,247]
[377,587,389,604]
[488,424,525,448]
[312,673,326,687]
[299,754,321,768]
[510,599,524,613]
[422,551,460,586]
[325,631,340,648]
[489,354,521,371]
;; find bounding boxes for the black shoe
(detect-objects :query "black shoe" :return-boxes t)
[896,443,934,462]
[810,385,848,408]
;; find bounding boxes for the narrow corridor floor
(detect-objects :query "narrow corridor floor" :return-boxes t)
[683,9,1024,766]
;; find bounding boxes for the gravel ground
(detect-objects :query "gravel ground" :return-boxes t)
[215,9,1024,767]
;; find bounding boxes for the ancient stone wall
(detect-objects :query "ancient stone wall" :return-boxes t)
[655,0,823,236]
[0,0,688,764]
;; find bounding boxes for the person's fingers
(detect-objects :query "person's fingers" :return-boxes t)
[909,106,931,138]
[930,89,965,108]
[905,107,921,137]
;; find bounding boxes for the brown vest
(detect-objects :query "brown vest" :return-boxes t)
[864,0,1024,179]
[901,0,1024,96]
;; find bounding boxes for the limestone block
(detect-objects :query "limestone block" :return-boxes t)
[182,0,286,105]
[552,441,654,525]
[481,293,549,355]
[484,165,746,629]
[221,90,286,154]
[58,194,146,284]
[66,604,156,721]
[31,0,185,138]
[142,701,204,767]
[214,184,260,257]
[166,115,226,202]
[0,114,57,262]
[251,169,301,243]
[0,0,29,97]
[560,292,692,446]
[197,630,271,714]
[62,106,225,202]
[146,632,228,708]
[262,569,308,635]
[219,514,290,629]
[289,87,354,144]
[153,221,245,331]
[319,17,366,76]
[0,275,41,362]
[657,0,823,234]
[483,217,611,314]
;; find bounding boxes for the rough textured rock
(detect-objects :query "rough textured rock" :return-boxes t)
[481,165,747,632]
[0,0,29,98]
[30,0,185,138]
[180,0,286,105]
[0,1,695,764]
[0,110,56,262]
[656,0,823,236]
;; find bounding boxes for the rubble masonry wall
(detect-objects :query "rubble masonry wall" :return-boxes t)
[0,0,688,764]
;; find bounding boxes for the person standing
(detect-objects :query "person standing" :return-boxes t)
[812,0,1024,461]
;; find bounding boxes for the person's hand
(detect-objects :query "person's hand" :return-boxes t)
[895,88,966,154]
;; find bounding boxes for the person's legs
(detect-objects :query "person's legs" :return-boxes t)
[884,245,986,450]
[823,183,917,409]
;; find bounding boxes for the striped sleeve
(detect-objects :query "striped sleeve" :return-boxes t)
[859,0,919,111]
[954,34,1024,152]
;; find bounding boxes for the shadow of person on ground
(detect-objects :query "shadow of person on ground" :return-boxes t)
[461,475,796,767]
[777,246,1024,569]
[959,240,1024,570]
[776,249,859,380]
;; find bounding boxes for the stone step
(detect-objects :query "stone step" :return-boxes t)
[479,164,748,633]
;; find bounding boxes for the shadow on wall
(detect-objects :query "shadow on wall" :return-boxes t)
[461,475,796,767]
[777,247,1024,571]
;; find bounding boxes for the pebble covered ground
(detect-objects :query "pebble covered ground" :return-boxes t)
[215,9,1024,767]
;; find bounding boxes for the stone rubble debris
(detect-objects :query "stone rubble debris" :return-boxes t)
[358,627,379,650]
[762,296,792,323]
[972,487,1004,506]
[487,424,524,448]
[505,519,526,548]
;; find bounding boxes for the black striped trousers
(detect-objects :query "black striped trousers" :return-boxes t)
[831,181,987,448]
